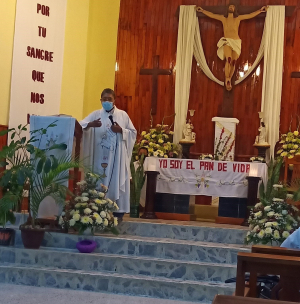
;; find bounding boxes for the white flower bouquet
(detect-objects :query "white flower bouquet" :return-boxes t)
[250,156,265,163]
[59,173,119,235]
[246,199,300,245]
[245,159,300,245]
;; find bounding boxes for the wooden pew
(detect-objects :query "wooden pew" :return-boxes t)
[236,252,300,302]
[252,245,300,257]
[213,295,295,304]
[250,245,300,300]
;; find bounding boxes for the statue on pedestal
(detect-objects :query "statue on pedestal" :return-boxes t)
[258,121,267,144]
[253,112,270,159]
[255,112,269,145]
[182,119,195,142]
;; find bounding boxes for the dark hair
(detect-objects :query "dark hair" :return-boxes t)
[101,88,116,99]
[225,4,239,17]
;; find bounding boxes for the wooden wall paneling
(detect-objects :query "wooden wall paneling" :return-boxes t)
[115,0,300,160]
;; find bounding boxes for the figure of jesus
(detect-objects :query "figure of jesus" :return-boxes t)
[196,5,268,91]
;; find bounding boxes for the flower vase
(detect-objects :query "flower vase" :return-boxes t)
[130,205,140,218]
[76,239,97,253]
[82,228,92,235]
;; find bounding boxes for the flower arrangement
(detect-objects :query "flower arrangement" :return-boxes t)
[133,122,180,159]
[199,154,213,160]
[214,127,235,161]
[59,173,119,235]
[276,130,300,159]
[246,197,300,245]
[245,159,300,245]
[250,156,265,163]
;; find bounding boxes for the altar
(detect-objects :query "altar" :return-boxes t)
[144,157,267,197]
[142,157,267,223]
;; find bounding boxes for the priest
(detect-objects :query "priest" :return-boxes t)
[80,88,137,220]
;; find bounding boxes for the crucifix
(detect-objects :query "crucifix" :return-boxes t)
[186,3,295,117]
[140,55,172,115]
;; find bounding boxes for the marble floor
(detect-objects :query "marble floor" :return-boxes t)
[0,284,195,304]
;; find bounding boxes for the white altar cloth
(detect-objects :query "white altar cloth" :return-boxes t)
[144,157,267,198]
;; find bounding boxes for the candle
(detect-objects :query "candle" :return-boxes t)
[147,157,157,171]
[148,164,156,171]
[249,163,258,177]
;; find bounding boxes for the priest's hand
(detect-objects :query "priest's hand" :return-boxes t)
[87,118,102,128]
[111,122,123,134]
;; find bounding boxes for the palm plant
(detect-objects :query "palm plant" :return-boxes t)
[130,154,146,217]
[0,122,80,228]
[259,158,286,205]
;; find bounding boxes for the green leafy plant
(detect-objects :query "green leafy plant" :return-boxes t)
[130,154,146,209]
[0,122,80,228]
[258,158,285,206]
[0,210,16,229]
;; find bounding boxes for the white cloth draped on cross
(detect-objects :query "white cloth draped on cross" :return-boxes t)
[174,5,285,159]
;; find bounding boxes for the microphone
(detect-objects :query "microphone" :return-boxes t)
[109,115,115,125]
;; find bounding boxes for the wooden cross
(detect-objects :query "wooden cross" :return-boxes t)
[140,55,172,115]
[195,5,295,18]
[190,4,295,117]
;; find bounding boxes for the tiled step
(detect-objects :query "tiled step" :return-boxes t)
[0,247,237,283]
[0,264,235,303]
[107,220,247,245]
[14,231,250,264]
[9,213,248,245]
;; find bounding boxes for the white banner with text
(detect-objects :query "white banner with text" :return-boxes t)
[144,157,267,198]
[9,0,67,133]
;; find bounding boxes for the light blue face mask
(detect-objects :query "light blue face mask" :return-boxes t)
[102,101,114,111]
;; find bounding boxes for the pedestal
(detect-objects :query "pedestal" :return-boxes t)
[141,171,159,219]
[179,140,195,159]
[253,144,270,159]
[243,176,261,225]
[216,176,261,226]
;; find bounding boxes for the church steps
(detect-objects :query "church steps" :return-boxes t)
[0,264,235,302]
[14,230,250,264]
[4,218,248,301]
[118,221,247,245]
[10,213,248,245]
[0,247,237,283]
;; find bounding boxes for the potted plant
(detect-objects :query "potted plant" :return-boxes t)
[59,172,119,253]
[245,159,300,245]
[130,154,146,218]
[0,122,80,249]
[0,209,16,246]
